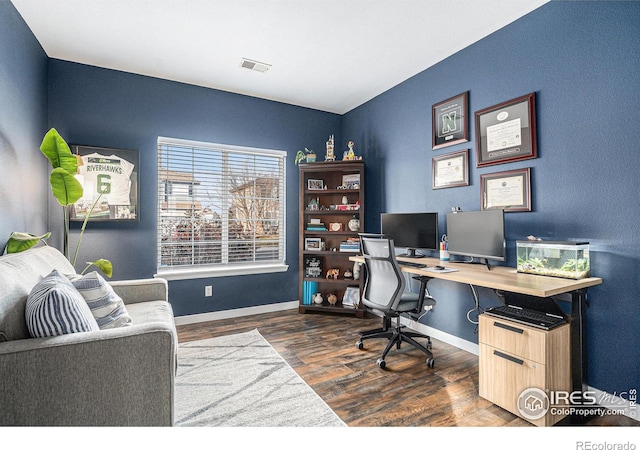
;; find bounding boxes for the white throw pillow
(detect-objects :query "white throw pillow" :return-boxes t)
[71,271,132,329]
[26,270,99,338]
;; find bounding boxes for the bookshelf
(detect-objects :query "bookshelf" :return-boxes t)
[298,161,365,317]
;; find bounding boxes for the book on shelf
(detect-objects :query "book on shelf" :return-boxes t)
[302,281,319,305]
[306,220,327,231]
[339,237,361,252]
[304,256,323,278]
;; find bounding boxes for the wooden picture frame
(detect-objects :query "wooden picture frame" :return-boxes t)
[432,149,469,189]
[475,92,537,167]
[432,91,469,150]
[69,144,139,221]
[480,167,532,212]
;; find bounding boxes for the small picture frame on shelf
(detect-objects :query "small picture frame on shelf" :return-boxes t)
[342,286,360,308]
[341,173,360,189]
[307,179,325,190]
[304,237,323,251]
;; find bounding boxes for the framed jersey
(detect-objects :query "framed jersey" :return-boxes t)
[70,145,139,221]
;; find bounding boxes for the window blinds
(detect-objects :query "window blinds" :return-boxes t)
[157,137,286,271]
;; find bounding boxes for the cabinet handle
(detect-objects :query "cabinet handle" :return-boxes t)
[493,350,524,366]
[493,321,524,334]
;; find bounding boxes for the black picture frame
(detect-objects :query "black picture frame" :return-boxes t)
[432,91,469,150]
[432,149,469,189]
[480,167,532,212]
[69,144,139,221]
[475,92,537,167]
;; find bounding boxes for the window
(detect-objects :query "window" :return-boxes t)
[156,137,287,279]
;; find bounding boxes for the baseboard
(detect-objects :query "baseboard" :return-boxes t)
[174,301,298,326]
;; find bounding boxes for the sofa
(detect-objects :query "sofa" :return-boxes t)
[0,246,177,426]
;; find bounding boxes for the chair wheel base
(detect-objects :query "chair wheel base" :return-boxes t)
[376,358,386,369]
[356,340,364,350]
[426,357,435,368]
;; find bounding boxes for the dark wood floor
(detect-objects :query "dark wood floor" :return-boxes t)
[177,309,638,427]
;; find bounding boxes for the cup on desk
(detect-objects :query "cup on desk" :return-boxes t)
[440,242,449,261]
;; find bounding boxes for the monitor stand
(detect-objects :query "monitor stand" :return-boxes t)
[397,248,425,258]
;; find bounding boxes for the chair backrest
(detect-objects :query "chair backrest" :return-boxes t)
[359,234,405,314]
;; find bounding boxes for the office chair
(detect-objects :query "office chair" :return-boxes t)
[356,234,436,369]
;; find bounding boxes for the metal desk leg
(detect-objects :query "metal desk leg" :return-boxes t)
[570,289,589,397]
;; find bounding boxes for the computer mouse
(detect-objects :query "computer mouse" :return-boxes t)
[434,265,445,270]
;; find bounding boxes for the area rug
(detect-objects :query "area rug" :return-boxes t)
[175,328,346,427]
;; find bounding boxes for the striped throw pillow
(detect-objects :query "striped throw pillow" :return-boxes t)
[71,271,132,329]
[26,270,99,338]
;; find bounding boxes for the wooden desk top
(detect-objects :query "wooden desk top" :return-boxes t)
[349,255,602,298]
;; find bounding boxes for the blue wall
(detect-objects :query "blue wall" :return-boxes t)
[342,1,640,396]
[0,1,49,250]
[2,0,638,399]
[47,60,342,316]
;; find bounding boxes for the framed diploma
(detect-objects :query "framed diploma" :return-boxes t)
[481,168,531,212]
[432,149,469,189]
[432,91,469,150]
[69,145,139,221]
[475,92,537,167]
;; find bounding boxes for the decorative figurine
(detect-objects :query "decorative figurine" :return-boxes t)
[343,268,353,279]
[348,215,360,232]
[325,135,335,162]
[327,293,338,305]
[342,195,348,205]
[307,198,319,211]
[326,268,340,279]
[342,140,362,161]
[313,293,323,305]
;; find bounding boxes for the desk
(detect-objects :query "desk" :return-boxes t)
[349,255,603,399]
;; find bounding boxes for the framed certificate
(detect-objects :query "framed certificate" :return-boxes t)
[481,168,531,212]
[432,91,469,150]
[475,92,537,167]
[432,149,469,189]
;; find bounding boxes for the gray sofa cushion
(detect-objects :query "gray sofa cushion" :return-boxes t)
[0,247,76,341]
[71,271,132,329]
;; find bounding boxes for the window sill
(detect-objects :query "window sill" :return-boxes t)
[155,263,289,281]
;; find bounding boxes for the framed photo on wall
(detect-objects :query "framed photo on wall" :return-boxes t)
[432,149,469,189]
[480,167,531,212]
[432,91,469,150]
[69,145,139,221]
[475,92,537,167]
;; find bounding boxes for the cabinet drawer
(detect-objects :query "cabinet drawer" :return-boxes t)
[479,343,546,421]
[479,314,547,363]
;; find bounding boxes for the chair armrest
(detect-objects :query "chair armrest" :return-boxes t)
[0,323,176,426]
[110,278,168,305]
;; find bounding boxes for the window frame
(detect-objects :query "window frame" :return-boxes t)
[155,137,288,281]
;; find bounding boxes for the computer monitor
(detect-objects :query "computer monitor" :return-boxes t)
[445,209,505,269]
[381,212,439,258]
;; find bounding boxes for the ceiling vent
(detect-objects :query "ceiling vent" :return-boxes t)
[240,58,271,73]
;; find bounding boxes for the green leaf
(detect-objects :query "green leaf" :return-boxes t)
[40,128,78,174]
[50,167,84,206]
[6,231,51,253]
[84,259,113,278]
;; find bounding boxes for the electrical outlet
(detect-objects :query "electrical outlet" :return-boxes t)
[205,285,213,297]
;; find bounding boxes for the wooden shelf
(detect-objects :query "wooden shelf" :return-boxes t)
[299,160,365,317]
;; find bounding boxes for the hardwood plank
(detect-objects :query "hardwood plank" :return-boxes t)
[177,309,638,427]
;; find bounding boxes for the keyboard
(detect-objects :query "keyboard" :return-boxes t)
[397,260,427,268]
[484,305,567,330]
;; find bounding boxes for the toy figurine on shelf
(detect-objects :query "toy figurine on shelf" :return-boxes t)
[326,268,340,279]
[307,197,319,211]
[342,140,362,161]
[327,293,338,305]
[325,134,335,162]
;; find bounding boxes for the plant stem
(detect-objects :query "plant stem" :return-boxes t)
[72,194,103,267]
[63,206,70,259]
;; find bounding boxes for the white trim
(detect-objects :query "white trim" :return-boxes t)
[174,300,298,325]
[155,263,289,281]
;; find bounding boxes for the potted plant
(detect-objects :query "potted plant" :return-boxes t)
[4,129,112,277]
[294,148,317,164]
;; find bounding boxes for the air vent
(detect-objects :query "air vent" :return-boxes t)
[240,58,271,73]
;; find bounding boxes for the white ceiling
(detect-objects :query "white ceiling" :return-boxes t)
[12,0,549,114]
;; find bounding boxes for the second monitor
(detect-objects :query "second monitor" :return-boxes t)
[381,212,439,258]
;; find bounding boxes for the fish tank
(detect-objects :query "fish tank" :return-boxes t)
[517,241,590,280]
